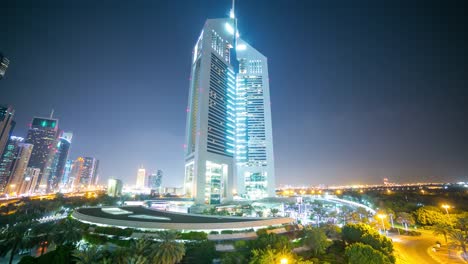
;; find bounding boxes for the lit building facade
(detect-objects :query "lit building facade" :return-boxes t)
[235,39,275,199]
[26,117,59,192]
[147,169,163,192]
[50,132,72,191]
[0,105,15,160]
[0,53,9,80]
[136,167,146,188]
[107,178,123,197]
[80,157,99,187]
[0,137,33,194]
[184,9,275,203]
[18,167,40,195]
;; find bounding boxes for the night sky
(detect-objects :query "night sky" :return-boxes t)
[1,0,467,187]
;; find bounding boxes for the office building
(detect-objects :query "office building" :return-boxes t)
[60,159,73,189]
[49,132,72,191]
[69,157,85,190]
[136,167,146,188]
[147,169,163,192]
[80,157,99,187]
[25,117,59,192]
[184,6,275,203]
[0,137,33,194]
[107,178,123,197]
[0,105,15,159]
[0,54,9,79]
[235,39,275,199]
[18,167,40,196]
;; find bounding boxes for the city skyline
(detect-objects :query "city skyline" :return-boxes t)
[1,0,467,187]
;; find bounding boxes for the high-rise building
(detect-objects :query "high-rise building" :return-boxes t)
[147,169,163,192]
[0,137,33,194]
[25,117,59,193]
[60,159,73,189]
[69,157,85,190]
[0,105,15,159]
[18,167,40,195]
[107,178,123,197]
[184,6,275,203]
[81,157,99,187]
[0,53,9,79]
[49,132,72,191]
[136,167,146,188]
[235,39,275,199]
[183,17,237,205]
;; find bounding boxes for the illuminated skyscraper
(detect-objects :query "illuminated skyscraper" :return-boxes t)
[18,167,40,195]
[49,132,72,191]
[0,105,15,159]
[107,178,123,197]
[80,157,99,187]
[26,117,59,192]
[235,39,275,199]
[136,167,146,188]
[0,53,9,80]
[184,5,275,203]
[69,157,85,190]
[0,137,33,194]
[147,169,163,192]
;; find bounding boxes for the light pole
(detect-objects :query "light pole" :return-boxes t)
[441,204,450,215]
[378,214,387,234]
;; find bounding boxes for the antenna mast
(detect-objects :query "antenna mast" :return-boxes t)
[50,109,54,119]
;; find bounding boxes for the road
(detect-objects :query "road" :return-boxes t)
[392,231,440,264]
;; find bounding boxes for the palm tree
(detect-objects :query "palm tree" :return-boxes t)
[126,255,148,264]
[112,246,131,264]
[0,221,34,264]
[129,237,152,256]
[53,218,83,246]
[32,222,56,256]
[432,224,453,244]
[449,230,467,259]
[151,231,185,264]
[396,212,415,231]
[73,245,103,264]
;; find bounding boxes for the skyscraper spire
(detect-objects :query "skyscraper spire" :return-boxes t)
[230,0,235,18]
[50,109,54,119]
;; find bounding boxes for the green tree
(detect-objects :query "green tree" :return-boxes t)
[151,231,185,264]
[270,208,279,217]
[414,206,446,226]
[181,241,217,264]
[32,222,56,256]
[53,218,83,246]
[395,212,415,231]
[449,230,467,258]
[249,246,312,264]
[73,245,103,264]
[432,224,453,244]
[302,227,331,256]
[345,243,392,264]
[0,221,34,264]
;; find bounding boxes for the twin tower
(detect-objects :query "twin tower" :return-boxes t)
[184,9,275,204]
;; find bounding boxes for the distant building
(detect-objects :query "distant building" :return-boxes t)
[18,167,40,195]
[50,132,72,191]
[80,157,99,187]
[107,178,123,197]
[0,54,9,79]
[60,159,73,189]
[26,116,59,192]
[0,105,15,160]
[147,169,163,192]
[136,167,146,188]
[69,157,85,190]
[164,187,184,196]
[0,137,33,194]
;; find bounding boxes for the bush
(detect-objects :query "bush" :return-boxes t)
[221,230,234,234]
[83,232,108,245]
[209,231,219,235]
[179,231,208,240]
[94,226,133,237]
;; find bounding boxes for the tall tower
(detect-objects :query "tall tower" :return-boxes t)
[50,132,72,191]
[0,137,32,194]
[136,166,146,188]
[184,4,275,203]
[184,17,237,204]
[0,105,15,159]
[25,117,59,193]
[235,39,276,199]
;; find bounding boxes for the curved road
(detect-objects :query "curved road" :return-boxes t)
[392,232,439,264]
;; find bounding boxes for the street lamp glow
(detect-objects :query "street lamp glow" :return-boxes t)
[280,258,289,264]
[377,214,387,234]
[441,204,451,215]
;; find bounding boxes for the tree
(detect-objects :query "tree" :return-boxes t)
[0,221,34,264]
[302,227,331,257]
[345,243,392,264]
[249,246,312,264]
[73,245,103,264]
[395,212,414,231]
[414,206,447,226]
[181,241,218,264]
[32,222,56,256]
[310,201,326,227]
[151,231,185,264]
[432,224,453,244]
[129,237,152,257]
[53,218,83,246]
[449,230,467,258]
[270,208,279,217]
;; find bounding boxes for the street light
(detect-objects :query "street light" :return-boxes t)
[377,214,387,234]
[441,204,450,215]
[280,258,289,264]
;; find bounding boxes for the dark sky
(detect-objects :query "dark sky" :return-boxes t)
[1,0,467,187]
